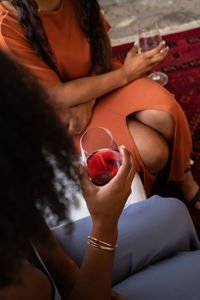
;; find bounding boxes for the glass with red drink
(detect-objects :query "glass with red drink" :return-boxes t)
[80,127,122,186]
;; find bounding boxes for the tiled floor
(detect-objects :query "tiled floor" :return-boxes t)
[99,0,200,45]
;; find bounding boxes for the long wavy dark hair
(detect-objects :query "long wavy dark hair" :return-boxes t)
[0,0,112,75]
[0,50,80,286]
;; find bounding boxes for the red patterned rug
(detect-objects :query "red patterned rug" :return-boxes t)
[112,27,200,237]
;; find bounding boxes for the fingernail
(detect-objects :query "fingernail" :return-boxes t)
[162,41,166,46]
[166,46,169,50]
[120,145,126,149]
[134,40,139,46]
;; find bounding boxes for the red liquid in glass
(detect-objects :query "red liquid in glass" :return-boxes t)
[87,148,122,186]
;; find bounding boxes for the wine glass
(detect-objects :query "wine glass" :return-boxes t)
[137,19,168,86]
[80,127,122,186]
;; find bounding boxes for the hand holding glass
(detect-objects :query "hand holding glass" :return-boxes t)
[80,127,122,186]
[137,19,168,86]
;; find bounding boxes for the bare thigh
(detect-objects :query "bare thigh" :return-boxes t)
[133,109,175,144]
[127,116,169,174]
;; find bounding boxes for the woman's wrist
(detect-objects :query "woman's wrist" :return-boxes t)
[120,64,138,84]
[117,67,130,87]
[91,224,118,246]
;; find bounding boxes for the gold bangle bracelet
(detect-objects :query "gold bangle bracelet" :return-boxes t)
[88,236,117,251]
[88,240,116,251]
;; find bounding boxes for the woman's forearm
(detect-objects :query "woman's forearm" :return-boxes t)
[69,227,118,300]
[47,43,169,109]
[47,67,129,108]
[69,146,135,300]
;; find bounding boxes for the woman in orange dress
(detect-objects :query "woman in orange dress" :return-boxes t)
[0,0,199,206]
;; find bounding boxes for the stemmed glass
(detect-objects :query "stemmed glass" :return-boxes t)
[80,127,122,186]
[137,19,168,86]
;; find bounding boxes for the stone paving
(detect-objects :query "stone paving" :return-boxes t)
[98,0,200,45]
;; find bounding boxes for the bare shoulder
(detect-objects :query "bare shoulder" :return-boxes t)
[0,260,53,300]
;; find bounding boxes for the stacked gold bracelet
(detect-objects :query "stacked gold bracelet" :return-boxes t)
[88,236,117,251]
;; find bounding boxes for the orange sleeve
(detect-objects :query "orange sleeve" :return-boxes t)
[0,12,60,88]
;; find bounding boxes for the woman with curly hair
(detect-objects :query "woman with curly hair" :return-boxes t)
[1,49,200,300]
[0,0,199,208]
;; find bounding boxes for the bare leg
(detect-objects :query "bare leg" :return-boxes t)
[179,170,200,209]
[127,117,169,174]
[130,109,200,209]
[133,109,175,143]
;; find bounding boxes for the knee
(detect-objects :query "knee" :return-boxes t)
[144,139,169,173]
[127,117,169,173]
[135,110,175,142]
[151,110,175,133]
[149,196,192,228]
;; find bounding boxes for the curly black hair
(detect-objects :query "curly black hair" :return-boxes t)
[0,0,112,76]
[0,50,80,285]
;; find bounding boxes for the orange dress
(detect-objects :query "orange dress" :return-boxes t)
[0,0,192,195]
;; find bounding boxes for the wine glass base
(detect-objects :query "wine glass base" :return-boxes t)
[148,72,168,86]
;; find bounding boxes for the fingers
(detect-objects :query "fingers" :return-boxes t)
[142,43,169,67]
[76,164,95,196]
[119,145,132,176]
[126,150,136,185]
[145,41,165,58]
[150,46,169,65]
[128,44,139,56]
[112,145,135,186]
[130,41,169,62]
[151,46,169,63]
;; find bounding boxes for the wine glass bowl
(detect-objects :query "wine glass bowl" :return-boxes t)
[80,127,122,186]
[137,19,168,86]
[138,20,162,52]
